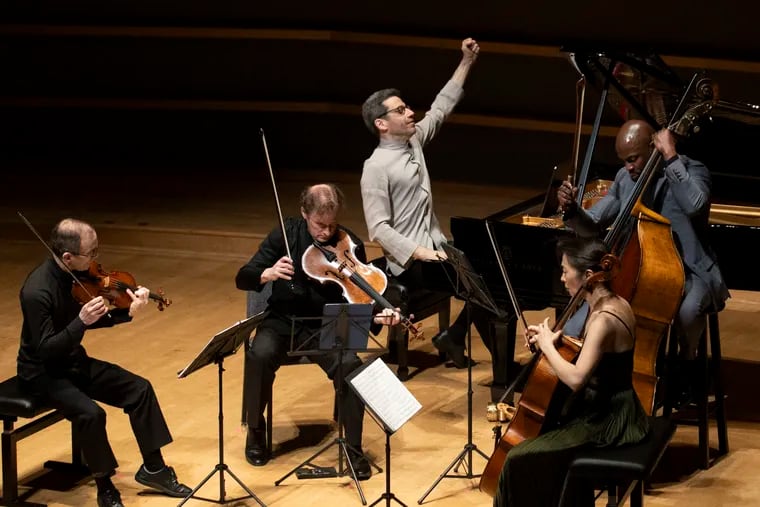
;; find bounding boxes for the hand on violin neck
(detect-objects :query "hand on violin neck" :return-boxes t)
[261,256,295,284]
[373,307,401,327]
[413,246,446,262]
[126,286,150,317]
[78,296,108,325]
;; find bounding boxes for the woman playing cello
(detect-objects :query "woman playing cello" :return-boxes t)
[495,237,649,507]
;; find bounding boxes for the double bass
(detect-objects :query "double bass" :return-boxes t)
[599,76,715,414]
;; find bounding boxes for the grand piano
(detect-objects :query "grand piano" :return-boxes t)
[451,49,760,390]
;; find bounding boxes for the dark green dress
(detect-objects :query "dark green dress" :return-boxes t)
[494,347,650,507]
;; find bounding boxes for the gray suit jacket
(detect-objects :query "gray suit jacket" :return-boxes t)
[566,155,729,311]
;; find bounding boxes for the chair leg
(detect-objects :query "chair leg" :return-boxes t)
[697,328,710,469]
[2,418,19,505]
[629,480,644,507]
[709,313,729,456]
[606,484,618,507]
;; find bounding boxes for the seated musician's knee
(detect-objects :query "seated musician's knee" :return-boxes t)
[76,403,108,431]
[247,329,281,364]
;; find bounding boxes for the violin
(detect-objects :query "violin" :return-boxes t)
[71,261,172,311]
[302,230,422,339]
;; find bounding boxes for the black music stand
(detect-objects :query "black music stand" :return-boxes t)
[347,357,421,507]
[274,304,383,506]
[418,243,505,504]
[177,314,268,507]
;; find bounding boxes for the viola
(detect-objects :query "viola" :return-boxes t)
[302,230,422,338]
[71,261,172,311]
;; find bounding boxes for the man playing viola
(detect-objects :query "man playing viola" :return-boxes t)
[235,183,399,479]
[17,218,191,507]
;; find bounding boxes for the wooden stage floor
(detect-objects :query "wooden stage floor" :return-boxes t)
[1,170,759,506]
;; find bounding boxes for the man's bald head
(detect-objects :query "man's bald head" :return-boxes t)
[616,120,656,181]
[615,120,654,157]
[299,183,345,216]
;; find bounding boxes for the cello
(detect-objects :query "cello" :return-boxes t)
[479,250,616,497]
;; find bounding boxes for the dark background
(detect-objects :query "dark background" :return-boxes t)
[2,2,760,195]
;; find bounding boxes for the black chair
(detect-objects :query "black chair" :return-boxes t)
[560,416,676,507]
[371,257,450,381]
[244,286,337,454]
[663,312,729,469]
[0,376,88,507]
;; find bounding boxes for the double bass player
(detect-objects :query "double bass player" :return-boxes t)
[558,120,729,406]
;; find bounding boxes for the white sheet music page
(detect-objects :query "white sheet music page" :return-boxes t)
[349,358,422,433]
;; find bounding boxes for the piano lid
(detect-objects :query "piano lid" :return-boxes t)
[563,48,760,207]
[566,50,683,128]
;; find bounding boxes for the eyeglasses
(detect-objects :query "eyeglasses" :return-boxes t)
[376,104,409,119]
[75,247,99,260]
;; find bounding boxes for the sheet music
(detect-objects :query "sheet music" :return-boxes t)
[348,358,421,433]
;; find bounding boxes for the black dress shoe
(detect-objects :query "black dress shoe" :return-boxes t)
[135,465,192,498]
[245,427,271,466]
[432,330,474,369]
[97,488,124,507]
[347,449,372,481]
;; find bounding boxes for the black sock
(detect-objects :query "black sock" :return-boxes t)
[142,449,166,473]
[94,474,116,493]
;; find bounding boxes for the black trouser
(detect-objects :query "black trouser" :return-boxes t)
[243,317,365,448]
[395,259,494,350]
[21,358,173,475]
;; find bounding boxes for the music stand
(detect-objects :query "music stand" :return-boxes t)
[274,304,382,505]
[418,243,505,504]
[347,357,422,507]
[176,314,268,507]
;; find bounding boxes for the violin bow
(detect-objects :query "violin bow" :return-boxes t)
[485,220,532,345]
[259,128,293,261]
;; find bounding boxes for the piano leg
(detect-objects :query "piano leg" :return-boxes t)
[489,316,518,403]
